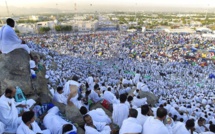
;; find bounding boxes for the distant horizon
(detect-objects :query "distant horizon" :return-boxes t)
[2,0,215,8]
[0,0,215,16]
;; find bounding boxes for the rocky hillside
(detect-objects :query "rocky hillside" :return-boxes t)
[0,49,50,102]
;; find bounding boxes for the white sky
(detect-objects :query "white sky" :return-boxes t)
[0,0,215,10]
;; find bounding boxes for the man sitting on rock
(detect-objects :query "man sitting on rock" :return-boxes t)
[0,87,37,133]
[0,18,31,54]
[0,87,25,133]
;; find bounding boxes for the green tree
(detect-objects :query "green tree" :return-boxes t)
[55,25,72,32]
[118,16,127,24]
[129,17,135,21]
[162,22,168,26]
[55,25,61,31]
[129,25,136,29]
[17,20,39,23]
[181,18,186,24]
[39,27,51,33]
[138,20,143,25]
[15,29,20,33]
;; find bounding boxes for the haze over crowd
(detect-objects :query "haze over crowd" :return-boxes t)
[0,0,215,16]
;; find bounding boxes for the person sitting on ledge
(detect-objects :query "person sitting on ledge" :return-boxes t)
[0,18,31,54]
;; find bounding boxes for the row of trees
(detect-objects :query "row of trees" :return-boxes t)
[17,20,39,23]
[55,25,72,32]
[39,27,51,33]
[38,25,72,33]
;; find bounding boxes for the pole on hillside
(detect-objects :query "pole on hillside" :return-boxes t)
[5,0,10,17]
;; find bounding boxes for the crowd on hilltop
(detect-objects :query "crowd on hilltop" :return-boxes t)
[1,18,215,134]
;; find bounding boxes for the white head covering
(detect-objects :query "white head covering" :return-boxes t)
[30,60,36,68]
[47,106,59,114]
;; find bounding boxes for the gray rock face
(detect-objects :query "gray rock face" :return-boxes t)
[31,67,48,94]
[65,105,85,127]
[52,101,66,114]
[30,52,48,95]
[0,49,49,97]
[37,93,52,104]
[0,49,32,95]
[139,91,158,106]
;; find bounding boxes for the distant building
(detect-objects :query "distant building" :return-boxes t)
[128,22,138,26]
[29,15,42,21]
[127,29,137,32]
[202,34,215,38]
[36,21,56,28]
[72,21,99,32]
[190,21,202,27]
[155,26,171,33]
[36,21,57,33]
[170,28,195,33]
[15,24,36,34]
[196,27,212,33]
[73,16,86,21]
[112,17,119,21]
[142,27,146,32]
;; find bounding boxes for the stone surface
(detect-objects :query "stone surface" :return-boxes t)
[0,49,49,97]
[65,105,85,127]
[77,127,85,134]
[52,101,66,114]
[30,52,48,95]
[0,49,32,95]
[37,93,52,104]
[139,91,158,106]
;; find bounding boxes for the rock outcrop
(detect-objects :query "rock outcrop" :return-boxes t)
[0,49,49,99]
[30,52,49,95]
[139,91,158,106]
[0,49,32,94]
[65,105,85,127]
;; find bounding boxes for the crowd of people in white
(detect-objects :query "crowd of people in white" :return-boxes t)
[0,18,215,134]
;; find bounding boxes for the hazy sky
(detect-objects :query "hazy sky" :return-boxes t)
[1,0,215,8]
[0,0,215,16]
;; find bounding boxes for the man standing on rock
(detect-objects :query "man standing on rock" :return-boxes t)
[0,18,30,54]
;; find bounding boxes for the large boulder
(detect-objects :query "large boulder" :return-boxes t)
[52,101,66,114]
[37,93,52,104]
[65,105,85,127]
[0,49,32,95]
[77,127,85,134]
[0,49,49,98]
[31,68,48,94]
[139,91,158,106]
